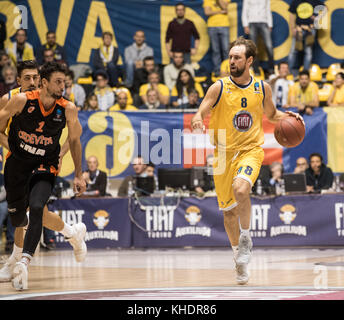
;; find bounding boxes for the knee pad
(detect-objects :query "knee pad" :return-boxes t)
[8,203,28,227]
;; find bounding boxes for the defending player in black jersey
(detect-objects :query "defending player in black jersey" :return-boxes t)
[0,61,86,290]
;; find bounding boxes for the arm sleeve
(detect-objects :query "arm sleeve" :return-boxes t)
[191,22,200,40]
[95,172,107,196]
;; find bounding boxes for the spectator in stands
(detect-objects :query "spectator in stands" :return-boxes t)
[114,86,134,106]
[268,61,294,109]
[81,156,108,197]
[93,31,120,87]
[242,0,274,76]
[109,91,138,111]
[64,69,86,109]
[288,0,323,76]
[36,30,68,66]
[124,30,154,88]
[306,152,334,193]
[164,51,195,91]
[6,28,35,65]
[117,156,147,197]
[139,88,167,110]
[41,48,56,65]
[288,70,319,115]
[132,56,158,95]
[83,92,100,111]
[0,19,6,50]
[268,162,284,195]
[0,51,11,83]
[165,3,200,64]
[203,0,230,77]
[184,89,201,109]
[0,65,17,97]
[139,71,170,106]
[294,157,309,174]
[171,69,204,108]
[93,70,115,111]
[327,72,344,107]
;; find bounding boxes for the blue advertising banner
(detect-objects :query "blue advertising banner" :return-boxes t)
[49,193,344,249]
[1,0,343,71]
[48,198,131,248]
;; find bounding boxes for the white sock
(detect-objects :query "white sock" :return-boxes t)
[241,228,250,237]
[8,244,23,264]
[60,223,74,238]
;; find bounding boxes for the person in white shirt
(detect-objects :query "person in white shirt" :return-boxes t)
[163,51,194,91]
[93,71,115,111]
[268,61,294,109]
[242,0,274,75]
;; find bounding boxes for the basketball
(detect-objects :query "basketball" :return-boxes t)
[274,115,305,148]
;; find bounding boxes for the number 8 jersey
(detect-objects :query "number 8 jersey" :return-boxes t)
[209,76,265,151]
[8,90,67,164]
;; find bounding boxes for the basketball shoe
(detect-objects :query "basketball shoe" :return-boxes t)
[66,223,87,262]
[12,261,28,290]
[235,233,252,285]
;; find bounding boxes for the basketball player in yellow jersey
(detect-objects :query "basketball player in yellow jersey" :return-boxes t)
[0,60,87,284]
[192,37,304,285]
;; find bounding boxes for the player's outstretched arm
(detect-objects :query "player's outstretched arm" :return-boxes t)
[263,81,304,125]
[65,102,86,195]
[191,80,222,131]
[0,93,27,133]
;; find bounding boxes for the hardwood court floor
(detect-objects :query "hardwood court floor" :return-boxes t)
[0,247,344,299]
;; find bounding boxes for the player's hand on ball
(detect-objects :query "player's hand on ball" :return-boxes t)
[285,111,305,126]
[74,176,86,196]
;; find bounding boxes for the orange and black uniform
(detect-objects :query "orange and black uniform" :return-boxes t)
[4,90,68,257]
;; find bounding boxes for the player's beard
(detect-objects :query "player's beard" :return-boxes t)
[47,87,62,99]
[230,64,245,77]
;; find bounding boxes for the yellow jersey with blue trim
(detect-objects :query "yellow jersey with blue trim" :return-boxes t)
[209,76,265,151]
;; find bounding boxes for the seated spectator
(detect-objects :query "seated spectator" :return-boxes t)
[268,61,294,109]
[117,156,147,197]
[41,48,55,65]
[268,162,285,195]
[288,70,319,115]
[139,71,170,106]
[36,30,68,66]
[92,31,120,87]
[139,88,166,110]
[171,69,204,108]
[81,155,108,197]
[136,161,158,194]
[305,152,334,193]
[183,89,201,109]
[93,71,115,111]
[83,92,100,111]
[114,86,134,106]
[6,28,35,65]
[0,65,18,97]
[132,56,157,95]
[64,69,86,109]
[164,51,195,91]
[109,91,138,111]
[327,72,344,107]
[294,157,308,174]
[0,51,11,83]
[124,30,154,88]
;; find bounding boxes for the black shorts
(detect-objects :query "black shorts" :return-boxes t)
[4,154,58,210]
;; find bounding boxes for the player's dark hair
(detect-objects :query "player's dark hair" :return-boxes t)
[229,36,257,61]
[40,61,67,81]
[17,60,39,77]
[309,152,323,162]
[299,70,310,78]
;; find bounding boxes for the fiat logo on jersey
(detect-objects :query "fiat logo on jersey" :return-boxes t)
[233,110,253,132]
